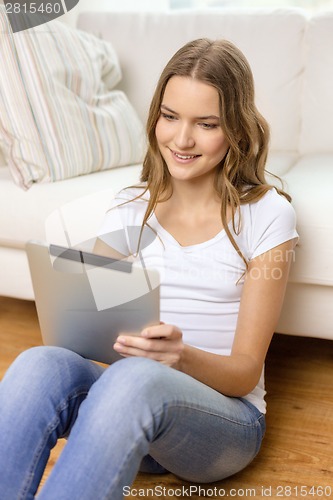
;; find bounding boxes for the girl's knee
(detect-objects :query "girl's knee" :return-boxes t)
[3,346,99,392]
[5,346,59,378]
[86,357,170,414]
[8,346,78,376]
[106,357,169,393]
[76,358,171,438]
[1,347,102,417]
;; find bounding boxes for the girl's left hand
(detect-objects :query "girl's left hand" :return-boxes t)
[113,323,184,368]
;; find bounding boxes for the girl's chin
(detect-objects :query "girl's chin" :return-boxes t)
[166,165,194,180]
[166,164,216,183]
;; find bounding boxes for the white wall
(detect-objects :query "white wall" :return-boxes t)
[62,0,169,27]
[79,0,169,11]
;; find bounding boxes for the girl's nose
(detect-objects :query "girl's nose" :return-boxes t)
[174,123,195,150]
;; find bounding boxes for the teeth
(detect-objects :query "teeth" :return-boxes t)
[174,152,197,159]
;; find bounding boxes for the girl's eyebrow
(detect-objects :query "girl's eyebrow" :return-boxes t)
[160,104,177,114]
[160,104,220,121]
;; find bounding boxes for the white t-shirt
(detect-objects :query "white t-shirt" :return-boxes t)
[98,186,298,413]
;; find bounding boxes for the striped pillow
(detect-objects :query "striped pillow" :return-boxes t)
[0,7,145,190]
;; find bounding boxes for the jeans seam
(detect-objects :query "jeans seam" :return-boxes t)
[151,403,264,481]
[54,388,90,432]
[18,388,90,499]
[165,401,261,428]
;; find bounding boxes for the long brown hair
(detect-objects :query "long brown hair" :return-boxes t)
[132,38,290,263]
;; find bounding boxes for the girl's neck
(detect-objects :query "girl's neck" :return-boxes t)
[167,178,220,213]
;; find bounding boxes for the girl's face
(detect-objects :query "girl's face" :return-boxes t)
[155,76,229,185]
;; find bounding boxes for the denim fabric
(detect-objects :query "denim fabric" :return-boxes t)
[0,347,265,500]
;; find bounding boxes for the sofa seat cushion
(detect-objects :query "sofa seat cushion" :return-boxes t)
[283,154,333,286]
[0,164,142,249]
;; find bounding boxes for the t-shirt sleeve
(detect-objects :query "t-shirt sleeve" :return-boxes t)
[249,189,299,260]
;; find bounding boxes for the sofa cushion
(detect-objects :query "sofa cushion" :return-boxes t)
[0,164,142,248]
[283,154,333,287]
[78,9,306,156]
[300,12,333,155]
[266,151,298,178]
[0,7,145,190]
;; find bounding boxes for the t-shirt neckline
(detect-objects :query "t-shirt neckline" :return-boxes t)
[150,212,229,251]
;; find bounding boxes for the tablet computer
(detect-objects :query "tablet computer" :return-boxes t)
[26,241,160,364]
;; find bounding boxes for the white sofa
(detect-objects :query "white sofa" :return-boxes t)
[1,8,333,340]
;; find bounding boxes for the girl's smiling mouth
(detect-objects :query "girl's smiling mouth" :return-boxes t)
[169,148,201,162]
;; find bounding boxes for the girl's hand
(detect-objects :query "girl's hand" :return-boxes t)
[113,323,184,368]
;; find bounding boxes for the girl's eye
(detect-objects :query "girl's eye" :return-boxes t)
[200,123,218,130]
[161,112,177,121]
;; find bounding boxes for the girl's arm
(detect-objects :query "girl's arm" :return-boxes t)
[179,238,296,396]
[114,238,296,397]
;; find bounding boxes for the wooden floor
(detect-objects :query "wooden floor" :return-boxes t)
[0,296,332,499]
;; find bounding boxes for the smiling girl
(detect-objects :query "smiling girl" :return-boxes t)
[0,39,298,499]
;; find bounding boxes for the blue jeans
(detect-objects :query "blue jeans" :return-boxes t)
[0,347,265,500]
